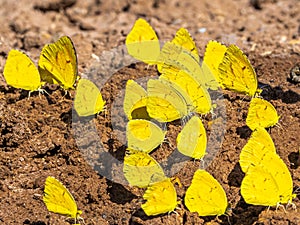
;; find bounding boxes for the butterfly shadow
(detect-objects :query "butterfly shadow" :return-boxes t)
[24,221,46,225]
[88,139,129,205]
[129,208,165,223]
[230,199,265,225]
[59,108,73,124]
[259,83,300,104]
[90,144,127,185]
[106,179,138,205]
[236,126,252,140]
[128,214,145,225]
[199,215,232,225]
[2,86,41,101]
[227,162,244,188]
[288,151,300,170]
[227,165,266,225]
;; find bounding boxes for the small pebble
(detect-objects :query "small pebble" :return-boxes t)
[289,63,300,83]
[198,27,206,33]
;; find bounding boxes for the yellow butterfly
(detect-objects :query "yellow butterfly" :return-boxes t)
[123,149,166,188]
[158,40,218,90]
[123,79,149,120]
[146,78,188,122]
[240,150,295,207]
[185,169,228,216]
[246,98,280,131]
[3,49,44,93]
[125,18,160,65]
[176,115,207,159]
[38,36,78,90]
[158,41,203,84]
[43,176,83,224]
[160,68,212,115]
[169,27,199,63]
[218,44,261,97]
[169,28,223,90]
[239,127,276,173]
[158,31,212,114]
[74,78,106,117]
[141,178,178,216]
[202,40,227,89]
[126,119,166,153]
[156,27,199,73]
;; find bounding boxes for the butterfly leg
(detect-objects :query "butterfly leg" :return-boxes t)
[199,158,206,169]
[275,203,286,213]
[286,200,297,211]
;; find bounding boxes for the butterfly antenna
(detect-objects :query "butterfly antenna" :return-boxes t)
[240,95,247,102]
[293,186,300,194]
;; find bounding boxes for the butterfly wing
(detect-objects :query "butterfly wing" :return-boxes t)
[239,127,276,173]
[184,169,228,216]
[74,79,106,117]
[158,41,218,90]
[264,153,295,205]
[125,18,160,65]
[171,27,199,63]
[218,44,258,97]
[39,36,78,90]
[202,40,227,89]
[246,98,280,130]
[141,178,178,216]
[123,79,149,120]
[158,42,204,83]
[3,49,42,92]
[126,119,166,153]
[123,150,166,188]
[43,176,81,219]
[241,151,294,206]
[146,79,188,122]
[160,32,212,112]
[176,116,207,159]
[160,68,211,115]
[241,164,282,206]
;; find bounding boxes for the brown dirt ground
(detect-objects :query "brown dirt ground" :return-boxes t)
[0,0,300,224]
